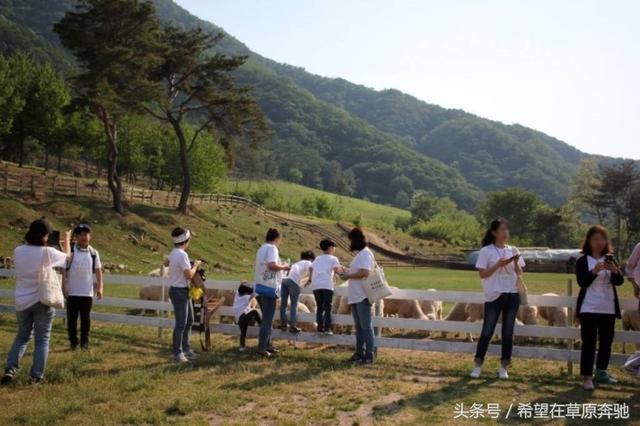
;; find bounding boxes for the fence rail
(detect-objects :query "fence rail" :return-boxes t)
[1,269,638,366]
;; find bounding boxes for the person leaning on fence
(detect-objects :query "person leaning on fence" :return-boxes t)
[470,218,524,380]
[253,228,290,357]
[62,224,103,351]
[1,219,71,385]
[340,228,377,365]
[279,250,315,334]
[233,281,262,352]
[165,227,203,364]
[310,239,343,335]
[575,225,624,390]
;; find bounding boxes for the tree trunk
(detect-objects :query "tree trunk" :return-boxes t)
[98,110,124,214]
[171,119,191,214]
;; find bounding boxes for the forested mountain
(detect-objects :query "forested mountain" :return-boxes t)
[0,0,613,209]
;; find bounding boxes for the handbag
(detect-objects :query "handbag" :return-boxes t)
[360,264,393,304]
[38,248,65,309]
[516,275,529,306]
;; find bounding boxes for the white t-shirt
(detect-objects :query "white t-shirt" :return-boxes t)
[168,248,191,288]
[287,260,312,286]
[475,244,525,302]
[13,245,68,311]
[253,243,281,287]
[311,255,341,291]
[347,247,375,304]
[232,293,253,322]
[66,246,102,297]
[580,256,616,315]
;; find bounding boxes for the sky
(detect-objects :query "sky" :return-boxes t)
[175,0,640,159]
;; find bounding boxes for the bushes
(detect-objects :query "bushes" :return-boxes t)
[408,211,481,246]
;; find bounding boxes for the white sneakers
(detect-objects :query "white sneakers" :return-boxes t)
[498,367,509,380]
[470,366,482,378]
[184,351,199,360]
[469,366,509,379]
[173,353,189,364]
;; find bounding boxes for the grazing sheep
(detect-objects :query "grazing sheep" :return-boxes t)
[383,298,429,320]
[537,293,569,327]
[419,289,443,321]
[298,294,317,313]
[273,302,316,332]
[139,285,169,302]
[517,305,538,326]
[444,302,470,322]
[148,268,168,278]
[622,310,640,354]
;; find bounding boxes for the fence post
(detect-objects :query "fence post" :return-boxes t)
[158,264,166,339]
[150,189,154,204]
[75,179,79,196]
[374,300,383,338]
[52,175,57,195]
[566,278,574,376]
[30,175,36,196]
[3,164,8,193]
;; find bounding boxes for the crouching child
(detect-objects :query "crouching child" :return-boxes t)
[233,281,261,352]
[63,224,103,351]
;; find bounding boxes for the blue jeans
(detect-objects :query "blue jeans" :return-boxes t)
[169,287,193,356]
[257,295,277,351]
[4,302,55,380]
[351,299,375,360]
[474,292,520,366]
[280,279,301,327]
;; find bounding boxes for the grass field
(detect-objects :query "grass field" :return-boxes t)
[0,317,638,425]
[223,178,410,229]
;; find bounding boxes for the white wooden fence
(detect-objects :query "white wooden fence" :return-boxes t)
[0,269,638,366]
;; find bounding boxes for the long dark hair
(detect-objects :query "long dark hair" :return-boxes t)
[348,227,367,251]
[24,219,51,246]
[265,228,280,242]
[581,225,613,257]
[481,218,508,247]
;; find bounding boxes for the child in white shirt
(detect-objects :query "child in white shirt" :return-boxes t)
[233,281,261,351]
[310,239,343,334]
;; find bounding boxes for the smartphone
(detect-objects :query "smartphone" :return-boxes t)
[48,230,61,249]
[605,254,615,264]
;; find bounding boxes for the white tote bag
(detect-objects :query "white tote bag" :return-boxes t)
[516,275,529,306]
[38,248,65,309]
[360,264,392,304]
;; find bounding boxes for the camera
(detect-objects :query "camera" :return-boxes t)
[48,230,61,249]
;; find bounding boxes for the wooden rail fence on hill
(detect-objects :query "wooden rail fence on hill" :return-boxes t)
[0,269,638,367]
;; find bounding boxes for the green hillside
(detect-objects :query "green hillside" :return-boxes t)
[0,0,623,209]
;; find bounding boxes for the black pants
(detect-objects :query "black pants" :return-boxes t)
[579,313,616,377]
[238,309,261,348]
[474,292,520,366]
[67,296,93,347]
[313,289,333,332]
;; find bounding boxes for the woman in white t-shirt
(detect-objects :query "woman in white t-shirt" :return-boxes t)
[340,228,376,365]
[575,225,624,390]
[165,227,203,364]
[470,218,525,380]
[253,228,290,357]
[310,239,343,334]
[2,219,71,385]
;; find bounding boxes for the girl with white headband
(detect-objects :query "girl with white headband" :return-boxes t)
[165,227,202,363]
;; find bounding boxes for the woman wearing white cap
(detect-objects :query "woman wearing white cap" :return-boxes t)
[166,227,202,363]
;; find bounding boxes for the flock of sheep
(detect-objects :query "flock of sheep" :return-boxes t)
[139,275,640,351]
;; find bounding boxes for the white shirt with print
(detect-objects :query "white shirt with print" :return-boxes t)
[475,244,525,302]
[14,245,68,311]
[581,255,616,315]
[347,247,375,304]
[67,246,102,297]
[253,243,281,287]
